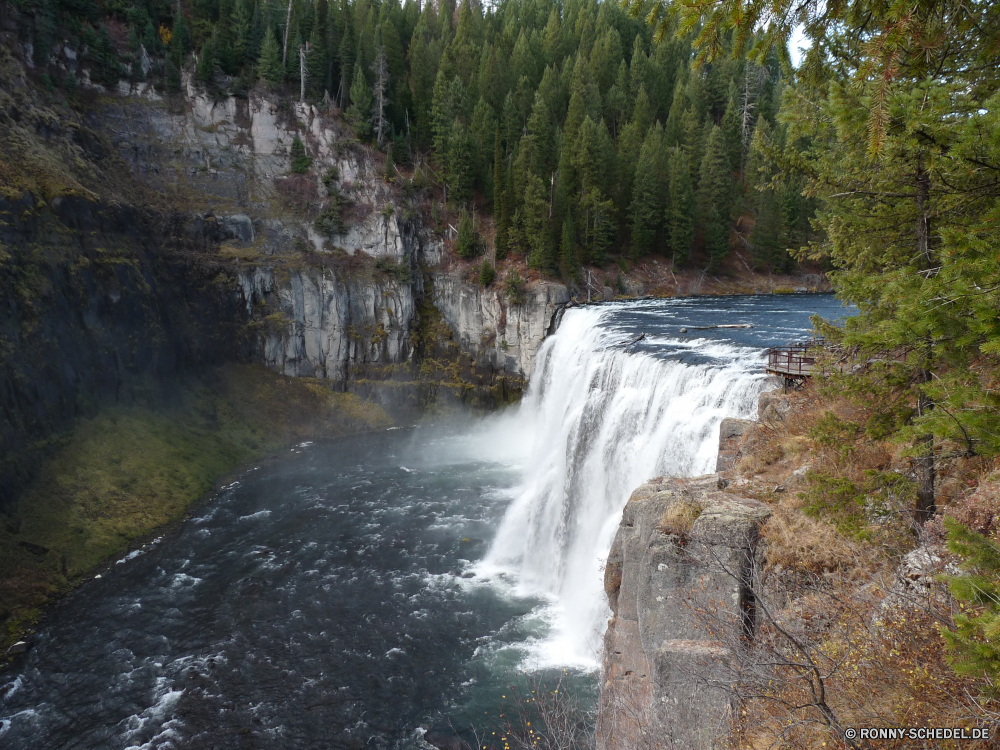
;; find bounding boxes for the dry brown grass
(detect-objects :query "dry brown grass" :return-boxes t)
[741,576,995,750]
[760,505,869,576]
[726,380,1000,749]
[656,499,704,536]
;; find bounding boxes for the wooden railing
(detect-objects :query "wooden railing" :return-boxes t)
[766,340,847,379]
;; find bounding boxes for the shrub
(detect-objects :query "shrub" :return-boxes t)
[374,258,412,285]
[504,270,526,304]
[321,167,339,194]
[290,136,311,174]
[657,500,702,538]
[941,517,1000,696]
[455,212,480,258]
[315,191,346,237]
[479,260,495,287]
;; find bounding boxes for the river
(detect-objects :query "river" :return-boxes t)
[0,294,850,749]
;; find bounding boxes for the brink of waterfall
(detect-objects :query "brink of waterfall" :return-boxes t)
[482,302,775,667]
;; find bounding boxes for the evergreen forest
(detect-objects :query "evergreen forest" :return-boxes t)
[11,0,812,274]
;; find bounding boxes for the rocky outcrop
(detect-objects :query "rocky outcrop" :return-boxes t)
[236,266,414,380]
[715,418,755,473]
[599,476,770,750]
[430,272,570,378]
[758,388,793,423]
[100,78,564,383]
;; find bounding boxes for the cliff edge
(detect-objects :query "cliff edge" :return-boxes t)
[599,475,770,750]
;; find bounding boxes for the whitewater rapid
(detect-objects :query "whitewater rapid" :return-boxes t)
[481,304,769,668]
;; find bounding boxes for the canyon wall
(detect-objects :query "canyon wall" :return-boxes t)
[0,58,567,504]
[104,76,566,383]
[599,476,770,750]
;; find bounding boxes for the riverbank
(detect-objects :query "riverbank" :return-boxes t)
[0,363,392,657]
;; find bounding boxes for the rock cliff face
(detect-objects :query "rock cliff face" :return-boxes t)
[235,265,414,381]
[0,194,247,508]
[102,76,566,384]
[430,272,570,378]
[598,476,770,750]
[0,53,565,505]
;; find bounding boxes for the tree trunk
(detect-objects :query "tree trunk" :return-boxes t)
[913,163,935,523]
[299,44,307,103]
[915,371,935,522]
[282,0,293,67]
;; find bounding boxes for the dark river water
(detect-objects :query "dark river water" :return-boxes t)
[0,294,851,749]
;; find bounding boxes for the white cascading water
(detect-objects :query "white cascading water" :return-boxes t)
[483,305,769,668]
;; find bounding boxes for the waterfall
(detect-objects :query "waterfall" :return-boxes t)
[483,304,768,668]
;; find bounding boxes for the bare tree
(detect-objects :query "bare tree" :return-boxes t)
[282,0,293,67]
[371,44,390,147]
[489,673,595,750]
[687,538,994,750]
[299,42,308,103]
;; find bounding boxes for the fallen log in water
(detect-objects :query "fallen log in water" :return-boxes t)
[678,324,753,333]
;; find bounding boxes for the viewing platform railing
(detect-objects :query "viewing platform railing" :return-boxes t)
[766,340,848,380]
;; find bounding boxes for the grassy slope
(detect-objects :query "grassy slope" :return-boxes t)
[0,363,391,652]
[725,381,998,747]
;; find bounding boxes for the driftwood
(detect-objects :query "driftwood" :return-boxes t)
[678,324,753,333]
[624,333,645,347]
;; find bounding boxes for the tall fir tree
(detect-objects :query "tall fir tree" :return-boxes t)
[667,148,695,263]
[629,131,663,258]
[447,118,475,204]
[347,62,373,138]
[697,126,732,269]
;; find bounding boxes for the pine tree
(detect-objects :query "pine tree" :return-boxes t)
[290,135,312,173]
[560,214,579,276]
[524,93,555,179]
[347,62,373,139]
[257,26,284,84]
[447,118,475,204]
[524,172,552,270]
[493,128,509,259]
[196,38,216,84]
[286,27,304,85]
[697,125,732,269]
[941,518,1000,695]
[667,148,695,263]
[165,57,182,92]
[720,88,743,173]
[630,132,663,258]
[479,259,496,286]
[93,24,121,87]
[371,42,390,145]
[455,211,479,258]
[306,25,328,100]
[232,0,253,67]
[407,1,440,142]
[431,70,455,160]
[383,145,394,182]
[173,13,192,59]
[216,0,238,75]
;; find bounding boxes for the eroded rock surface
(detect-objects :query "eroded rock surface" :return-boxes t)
[430,272,569,377]
[599,476,770,750]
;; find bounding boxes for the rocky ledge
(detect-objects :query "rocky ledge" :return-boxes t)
[598,475,770,750]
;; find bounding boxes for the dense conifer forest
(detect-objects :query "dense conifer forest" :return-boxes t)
[10,0,813,273]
